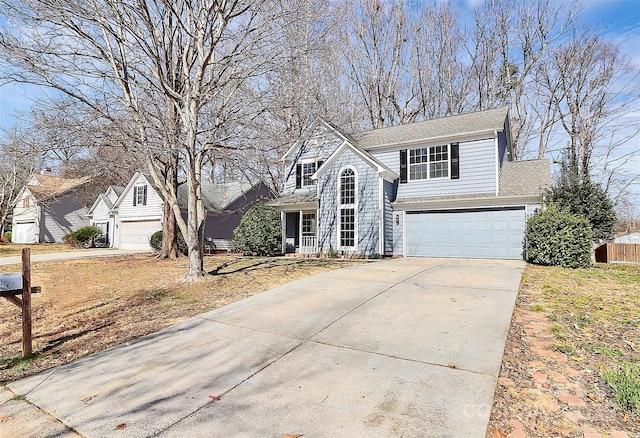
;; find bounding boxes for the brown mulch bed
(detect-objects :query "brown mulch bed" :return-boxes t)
[0,254,360,383]
[488,263,640,438]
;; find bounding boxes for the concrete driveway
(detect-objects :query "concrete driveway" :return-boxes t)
[5,257,523,437]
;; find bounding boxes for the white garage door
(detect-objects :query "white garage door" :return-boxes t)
[405,207,526,260]
[119,220,161,250]
[13,222,37,243]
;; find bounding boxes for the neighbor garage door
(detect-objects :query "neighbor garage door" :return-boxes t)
[405,207,525,260]
[119,220,161,250]
[13,222,37,243]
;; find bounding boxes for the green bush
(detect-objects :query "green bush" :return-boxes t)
[4,232,11,243]
[233,204,281,256]
[149,230,187,254]
[525,206,592,269]
[603,362,640,412]
[63,226,102,248]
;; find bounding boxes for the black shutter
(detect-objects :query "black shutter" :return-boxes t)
[317,160,324,169]
[133,186,137,206]
[451,143,459,180]
[143,185,148,205]
[295,164,302,188]
[399,150,407,183]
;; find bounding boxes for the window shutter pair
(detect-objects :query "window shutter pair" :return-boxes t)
[399,144,459,182]
[132,185,148,206]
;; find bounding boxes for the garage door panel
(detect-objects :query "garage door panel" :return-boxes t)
[405,208,525,260]
[119,220,161,250]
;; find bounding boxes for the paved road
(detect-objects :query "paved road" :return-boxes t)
[2,257,524,437]
[0,249,149,266]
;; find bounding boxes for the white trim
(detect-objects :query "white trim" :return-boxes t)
[337,165,358,251]
[402,210,407,257]
[313,141,398,182]
[378,178,384,256]
[280,211,285,254]
[494,130,500,196]
[119,216,162,222]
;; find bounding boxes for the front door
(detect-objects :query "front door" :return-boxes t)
[285,212,300,253]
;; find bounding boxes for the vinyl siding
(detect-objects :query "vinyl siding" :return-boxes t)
[392,209,404,256]
[39,193,90,243]
[317,148,380,255]
[283,123,345,196]
[91,199,111,222]
[368,137,497,198]
[383,180,395,255]
[117,174,164,220]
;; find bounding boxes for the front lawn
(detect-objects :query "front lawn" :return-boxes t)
[0,243,75,257]
[0,254,359,383]
[489,263,640,437]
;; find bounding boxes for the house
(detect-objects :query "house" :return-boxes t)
[12,173,93,243]
[269,107,551,260]
[613,232,640,244]
[92,172,270,250]
[86,185,125,247]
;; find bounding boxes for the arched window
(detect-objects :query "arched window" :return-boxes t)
[339,168,356,248]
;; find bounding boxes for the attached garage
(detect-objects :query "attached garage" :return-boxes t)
[119,219,161,250]
[13,222,37,244]
[405,207,526,260]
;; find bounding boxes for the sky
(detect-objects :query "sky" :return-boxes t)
[1,0,639,205]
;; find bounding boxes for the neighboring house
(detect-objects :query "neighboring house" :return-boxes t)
[12,173,92,243]
[269,107,551,260]
[86,185,125,247]
[92,172,270,250]
[613,232,640,244]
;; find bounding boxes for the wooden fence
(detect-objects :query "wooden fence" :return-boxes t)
[595,243,640,263]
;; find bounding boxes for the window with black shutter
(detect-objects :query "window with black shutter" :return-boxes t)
[451,143,460,180]
[399,150,407,183]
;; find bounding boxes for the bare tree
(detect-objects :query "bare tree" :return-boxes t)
[537,29,640,183]
[0,0,297,279]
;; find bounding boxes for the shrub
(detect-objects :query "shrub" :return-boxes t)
[63,226,102,248]
[603,362,640,412]
[3,232,11,243]
[525,206,592,269]
[233,203,281,256]
[149,230,187,254]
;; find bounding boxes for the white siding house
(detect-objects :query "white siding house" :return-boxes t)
[112,173,164,250]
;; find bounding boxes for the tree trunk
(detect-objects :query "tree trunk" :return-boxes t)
[158,162,179,259]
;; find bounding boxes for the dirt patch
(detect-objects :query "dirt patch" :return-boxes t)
[0,254,360,383]
[488,263,640,438]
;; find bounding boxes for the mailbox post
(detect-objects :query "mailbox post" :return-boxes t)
[0,248,39,358]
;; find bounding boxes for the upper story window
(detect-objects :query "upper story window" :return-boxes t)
[302,162,316,186]
[400,143,459,183]
[133,184,147,206]
[295,160,324,189]
[22,197,30,208]
[409,145,448,180]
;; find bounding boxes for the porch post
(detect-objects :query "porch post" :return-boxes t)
[281,211,285,254]
[299,209,303,252]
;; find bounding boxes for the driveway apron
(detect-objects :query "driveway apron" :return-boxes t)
[7,258,524,437]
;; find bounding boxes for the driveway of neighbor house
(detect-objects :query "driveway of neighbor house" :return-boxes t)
[4,257,524,437]
[0,249,149,266]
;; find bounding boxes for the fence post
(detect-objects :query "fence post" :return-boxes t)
[21,248,32,358]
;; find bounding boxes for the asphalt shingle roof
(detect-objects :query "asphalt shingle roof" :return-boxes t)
[28,174,91,200]
[498,159,552,197]
[267,192,317,207]
[177,180,260,212]
[350,106,509,149]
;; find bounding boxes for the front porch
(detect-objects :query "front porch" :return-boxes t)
[282,211,318,255]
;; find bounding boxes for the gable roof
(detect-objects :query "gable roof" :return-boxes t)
[613,233,640,244]
[281,116,351,161]
[498,159,552,197]
[178,180,265,212]
[312,140,398,182]
[350,107,510,150]
[26,174,92,200]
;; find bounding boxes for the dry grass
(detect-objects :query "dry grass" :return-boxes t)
[489,263,640,437]
[0,254,360,383]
